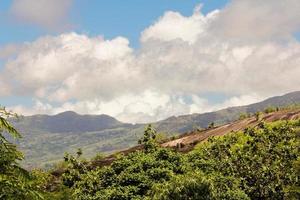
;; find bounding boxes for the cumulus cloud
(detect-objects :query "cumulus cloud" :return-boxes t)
[1,33,139,101]
[141,4,219,44]
[10,0,73,30]
[2,0,300,123]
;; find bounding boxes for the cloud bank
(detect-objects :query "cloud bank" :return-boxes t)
[1,0,300,123]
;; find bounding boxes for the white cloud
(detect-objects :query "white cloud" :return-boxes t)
[210,0,300,41]
[1,33,139,102]
[2,0,300,123]
[141,5,218,44]
[10,0,73,30]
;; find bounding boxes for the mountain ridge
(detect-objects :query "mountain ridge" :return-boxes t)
[12,91,300,168]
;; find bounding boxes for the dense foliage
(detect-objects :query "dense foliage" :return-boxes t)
[58,120,299,199]
[188,121,300,199]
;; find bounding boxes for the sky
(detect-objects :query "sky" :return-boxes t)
[0,0,300,123]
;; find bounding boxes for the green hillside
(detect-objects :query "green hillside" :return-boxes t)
[11,91,300,168]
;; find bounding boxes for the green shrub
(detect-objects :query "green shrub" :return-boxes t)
[264,106,276,113]
[151,172,249,200]
[189,121,299,199]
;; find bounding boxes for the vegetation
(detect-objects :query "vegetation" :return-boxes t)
[57,120,299,199]
[264,106,277,114]
[1,105,300,199]
[0,108,42,199]
[239,113,250,120]
[255,111,263,121]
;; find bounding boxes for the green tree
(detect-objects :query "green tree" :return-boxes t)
[0,107,42,199]
[62,150,88,188]
[138,124,158,153]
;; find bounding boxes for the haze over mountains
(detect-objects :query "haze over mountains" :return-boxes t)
[13,91,300,168]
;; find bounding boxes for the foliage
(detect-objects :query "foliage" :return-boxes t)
[151,172,249,200]
[31,169,73,200]
[138,124,158,153]
[239,113,250,120]
[67,126,184,199]
[91,152,105,162]
[0,107,44,200]
[71,148,185,199]
[62,149,89,188]
[264,106,277,114]
[189,121,300,199]
[255,111,263,121]
[55,121,299,199]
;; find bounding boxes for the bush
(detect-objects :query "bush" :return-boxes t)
[151,172,249,200]
[189,121,299,199]
[264,106,276,113]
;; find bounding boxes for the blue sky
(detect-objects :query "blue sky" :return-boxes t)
[0,0,228,47]
[0,0,300,123]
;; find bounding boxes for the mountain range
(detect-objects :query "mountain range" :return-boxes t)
[12,91,300,168]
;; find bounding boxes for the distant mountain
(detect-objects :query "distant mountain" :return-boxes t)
[12,91,300,168]
[14,111,130,133]
[12,112,141,168]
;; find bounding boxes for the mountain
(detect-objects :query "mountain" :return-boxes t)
[12,91,300,168]
[14,111,130,133]
[12,112,141,168]
[155,91,300,133]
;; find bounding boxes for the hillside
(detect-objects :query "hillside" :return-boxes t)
[13,111,131,133]
[90,108,300,167]
[13,91,300,168]
[155,91,300,133]
[162,108,300,150]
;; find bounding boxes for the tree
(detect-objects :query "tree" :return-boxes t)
[138,124,158,153]
[0,107,42,199]
[62,150,88,188]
